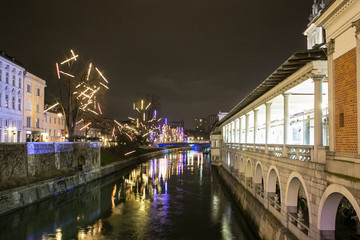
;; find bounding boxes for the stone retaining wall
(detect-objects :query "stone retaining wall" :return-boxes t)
[0,142,100,182]
[0,147,190,216]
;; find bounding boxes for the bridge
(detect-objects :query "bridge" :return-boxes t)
[157,140,210,148]
[211,1,360,240]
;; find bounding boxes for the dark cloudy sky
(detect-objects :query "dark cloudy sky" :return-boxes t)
[1,0,314,129]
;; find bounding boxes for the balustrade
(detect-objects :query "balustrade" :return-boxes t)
[223,143,314,162]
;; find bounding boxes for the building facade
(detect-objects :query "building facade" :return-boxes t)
[23,72,46,142]
[210,1,360,239]
[43,104,66,142]
[0,52,25,142]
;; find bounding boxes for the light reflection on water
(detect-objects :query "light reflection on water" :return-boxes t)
[0,151,257,240]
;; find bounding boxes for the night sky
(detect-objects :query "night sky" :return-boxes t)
[1,0,314,129]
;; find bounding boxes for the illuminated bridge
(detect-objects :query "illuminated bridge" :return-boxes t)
[157,140,210,148]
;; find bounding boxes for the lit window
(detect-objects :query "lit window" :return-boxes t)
[5,95,8,108]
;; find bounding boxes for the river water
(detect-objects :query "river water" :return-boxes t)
[0,150,257,240]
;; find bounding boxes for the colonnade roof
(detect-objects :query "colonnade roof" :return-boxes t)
[216,48,327,128]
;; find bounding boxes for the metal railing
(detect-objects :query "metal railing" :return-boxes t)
[255,185,264,198]
[268,196,281,213]
[288,212,310,236]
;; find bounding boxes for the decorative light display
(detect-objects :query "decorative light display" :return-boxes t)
[55,49,109,135]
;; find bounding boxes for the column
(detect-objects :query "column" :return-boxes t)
[283,93,290,145]
[239,117,242,143]
[254,109,259,144]
[265,102,272,144]
[313,76,324,147]
[245,113,250,144]
[326,39,335,152]
[353,20,360,153]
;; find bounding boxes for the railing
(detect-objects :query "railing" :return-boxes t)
[288,212,310,236]
[255,185,264,198]
[254,144,266,153]
[246,178,253,189]
[239,173,245,182]
[287,145,312,162]
[223,143,313,162]
[268,196,281,212]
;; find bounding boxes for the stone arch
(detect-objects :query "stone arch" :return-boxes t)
[234,154,239,170]
[266,166,281,194]
[318,184,360,231]
[245,158,253,177]
[226,152,230,166]
[239,156,245,172]
[285,172,312,224]
[254,161,263,184]
[78,155,85,170]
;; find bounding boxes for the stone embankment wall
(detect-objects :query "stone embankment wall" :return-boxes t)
[0,142,100,182]
[214,165,297,240]
[0,147,190,216]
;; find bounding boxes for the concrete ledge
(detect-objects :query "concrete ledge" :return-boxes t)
[0,146,191,216]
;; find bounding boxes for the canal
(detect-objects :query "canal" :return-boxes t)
[0,150,257,240]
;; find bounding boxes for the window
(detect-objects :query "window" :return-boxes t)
[26,100,31,111]
[12,75,15,86]
[45,115,47,123]
[36,88,40,96]
[6,72,9,84]
[12,96,15,109]
[5,119,9,127]
[36,118,40,128]
[54,117,56,124]
[0,93,1,107]
[5,95,8,108]
[27,84,31,93]
[18,98,21,111]
[18,78,21,89]
[36,104,40,113]
[0,118,2,127]
[49,117,51,123]
[26,117,31,127]
[0,69,2,81]
[58,118,60,124]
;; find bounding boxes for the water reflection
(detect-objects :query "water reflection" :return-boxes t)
[0,151,257,240]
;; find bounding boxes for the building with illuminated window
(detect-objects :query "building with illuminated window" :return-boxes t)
[43,103,66,142]
[0,51,25,142]
[23,72,46,142]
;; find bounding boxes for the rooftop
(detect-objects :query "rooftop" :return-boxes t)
[216,48,327,127]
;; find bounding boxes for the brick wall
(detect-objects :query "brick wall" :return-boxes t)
[334,48,358,153]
